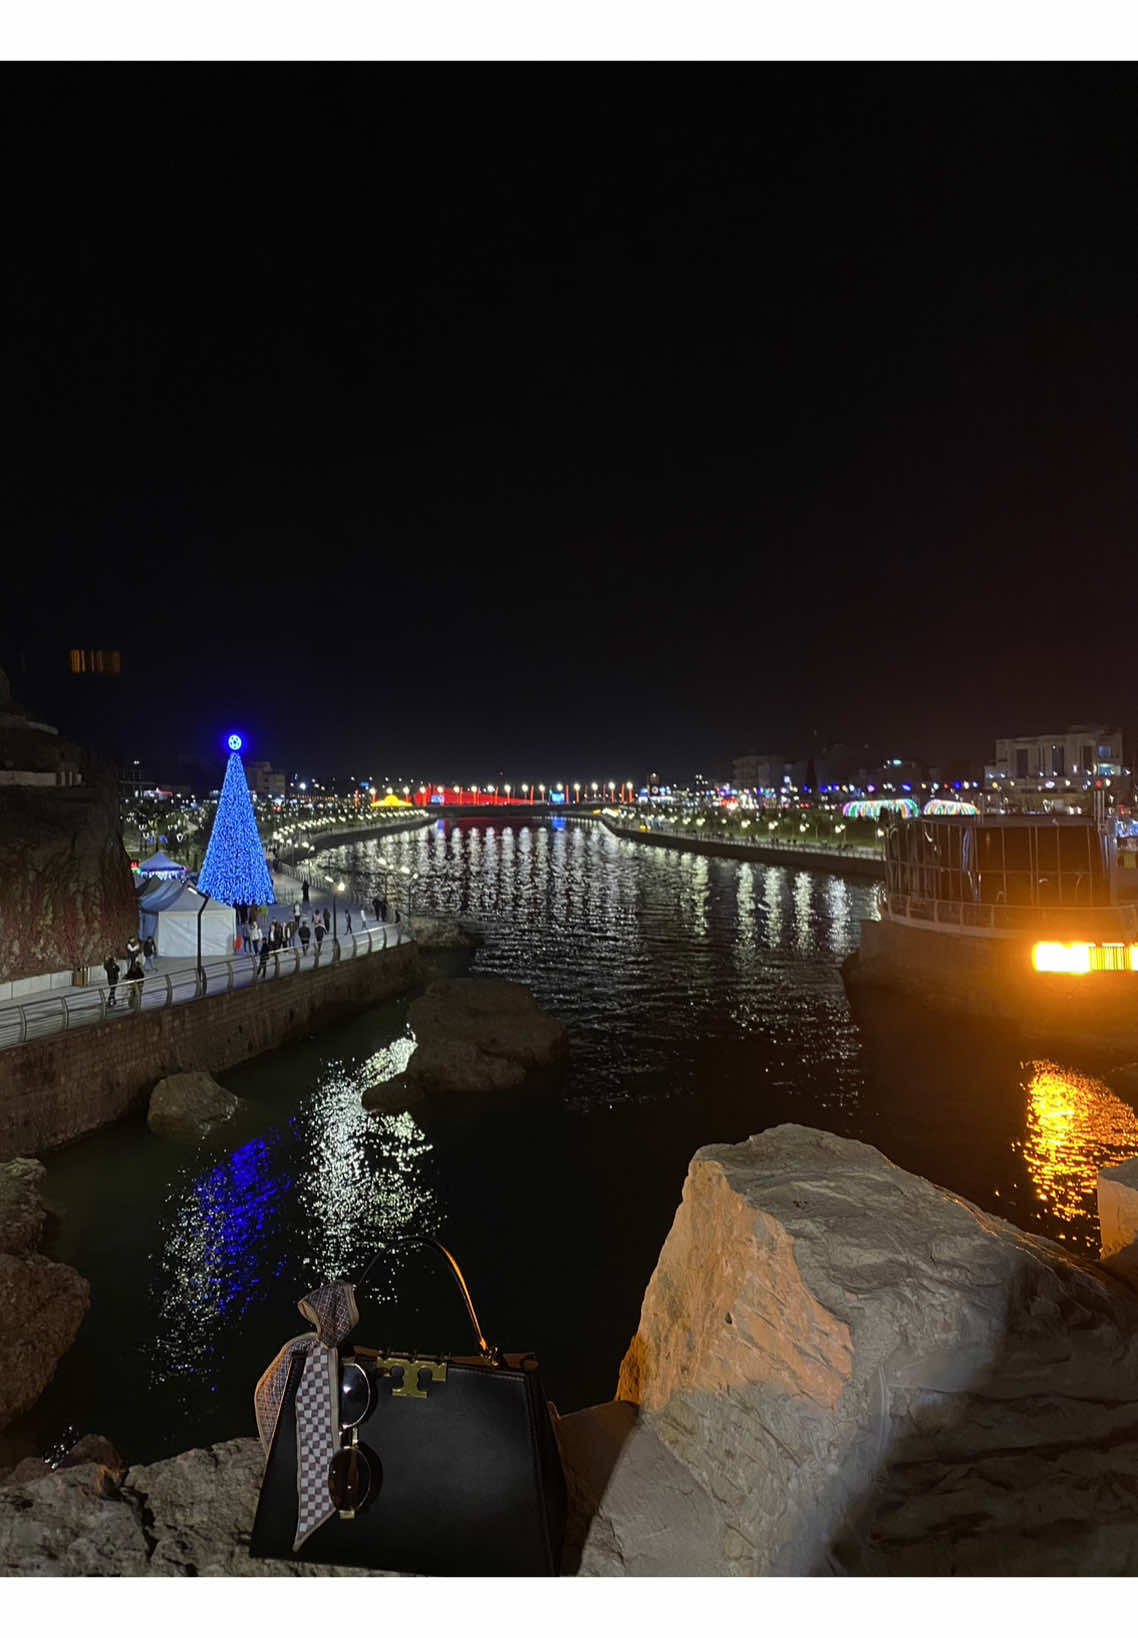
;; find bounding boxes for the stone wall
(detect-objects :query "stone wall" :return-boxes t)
[0,941,422,1160]
[602,818,885,880]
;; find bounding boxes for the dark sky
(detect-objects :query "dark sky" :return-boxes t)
[5,69,1137,784]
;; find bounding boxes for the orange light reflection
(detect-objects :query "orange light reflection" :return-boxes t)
[1019,1061,1138,1230]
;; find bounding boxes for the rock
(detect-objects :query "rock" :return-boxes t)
[0,1158,48,1254]
[361,1076,426,1114]
[0,1437,384,1575]
[392,978,568,1096]
[585,1123,1138,1576]
[0,690,137,987]
[0,1252,90,1430]
[147,1071,239,1140]
[408,914,483,950]
[1,1435,124,1489]
[1098,1155,1138,1259]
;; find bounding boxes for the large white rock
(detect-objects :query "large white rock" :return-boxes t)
[583,1124,1138,1576]
[1098,1155,1138,1259]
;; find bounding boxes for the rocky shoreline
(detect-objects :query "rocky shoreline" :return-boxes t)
[5,1124,1138,1574]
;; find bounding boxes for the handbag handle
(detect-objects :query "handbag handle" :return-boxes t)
[355,1235,502,1366]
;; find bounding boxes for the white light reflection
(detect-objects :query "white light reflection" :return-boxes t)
[299,1049,438,1283]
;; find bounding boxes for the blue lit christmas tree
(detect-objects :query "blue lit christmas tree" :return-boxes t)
[197,735,275,907]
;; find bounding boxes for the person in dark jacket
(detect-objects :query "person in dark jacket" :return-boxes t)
[125,955,144,1009]
[299,921,311,954]
[257,938,271,978]
[314,919,326,953]
[103,954,120,1007]
[372,895,382,922]
[143,934,157,971]
[302,880,310,904]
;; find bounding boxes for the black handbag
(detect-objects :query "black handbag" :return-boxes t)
[249,1238,567,1575]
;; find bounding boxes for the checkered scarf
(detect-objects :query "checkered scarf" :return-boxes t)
[254,1280,360,1551]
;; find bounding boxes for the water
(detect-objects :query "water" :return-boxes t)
[11,817,1138,1469]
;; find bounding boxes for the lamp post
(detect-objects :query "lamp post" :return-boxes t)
[196,889,211,997]
[329,877,345,954]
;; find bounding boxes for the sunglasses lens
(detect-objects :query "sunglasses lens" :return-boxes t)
[328,1445,373,1512]
[339,1361,372,1427]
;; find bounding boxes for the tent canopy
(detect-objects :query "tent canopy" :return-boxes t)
[138,879,236,957]
[136,850,188,877]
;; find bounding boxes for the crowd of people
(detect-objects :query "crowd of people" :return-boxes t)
[100,877,399,1003]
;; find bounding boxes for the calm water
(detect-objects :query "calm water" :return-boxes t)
[10,817,1138,1468]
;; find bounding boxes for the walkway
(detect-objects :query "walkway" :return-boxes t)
[0,864,413,1052]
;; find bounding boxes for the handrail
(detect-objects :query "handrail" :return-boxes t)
[879,890,1138,938]
[0,917,413,1051]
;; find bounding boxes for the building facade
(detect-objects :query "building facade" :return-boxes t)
[984,725,1129,813]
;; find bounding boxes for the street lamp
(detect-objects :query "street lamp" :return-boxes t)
[328,878,345,952]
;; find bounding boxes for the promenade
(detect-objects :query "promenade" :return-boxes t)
[601,816,885,879]
[0,866,411,1052]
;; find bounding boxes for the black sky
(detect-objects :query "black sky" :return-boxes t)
[5,68,1137,783]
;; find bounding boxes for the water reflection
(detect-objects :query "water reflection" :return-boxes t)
[1017,1061,1138,1237]
[147,1123,295,1396]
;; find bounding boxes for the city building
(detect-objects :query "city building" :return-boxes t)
[245,760,287,797]
[984,725,1130,814]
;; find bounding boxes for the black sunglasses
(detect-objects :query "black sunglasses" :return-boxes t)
[328,1360,382,1517]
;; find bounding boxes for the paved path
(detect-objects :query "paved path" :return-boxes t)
[0,865,412,1053]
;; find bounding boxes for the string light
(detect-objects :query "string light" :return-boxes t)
[197,745,276,908]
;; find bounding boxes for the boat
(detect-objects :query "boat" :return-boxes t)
[844,811,1138,1057]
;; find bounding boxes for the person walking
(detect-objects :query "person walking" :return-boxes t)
[372,894,382,923]
[345,909,352,934]
[299,921,311,956]
[257,938,271,979]
[142,934,157,972]
[314,918,326,955]
[302,879,310,904]
[248,918,261,962]
[103,954,120,1008]
[126,933,141,967]
[271,919,283,949]
[125,953,144,1010]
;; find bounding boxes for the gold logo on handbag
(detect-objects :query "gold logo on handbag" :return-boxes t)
[377,1354,448,1399]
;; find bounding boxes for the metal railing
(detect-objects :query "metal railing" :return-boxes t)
[878,887,1138,939]
[0,919,415,1052]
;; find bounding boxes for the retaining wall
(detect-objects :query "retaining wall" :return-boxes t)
[0,941,422,1161]
[601,819,885,880]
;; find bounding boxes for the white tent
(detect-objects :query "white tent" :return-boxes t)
[136,850,188,879]
[138,880,236,957]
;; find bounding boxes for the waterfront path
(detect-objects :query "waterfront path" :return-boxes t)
[601,816,885,879]
[0,864,413,1052]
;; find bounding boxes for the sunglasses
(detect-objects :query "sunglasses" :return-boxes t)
[328,1359,382,1517]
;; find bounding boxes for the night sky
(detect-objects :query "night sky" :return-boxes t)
[5,69,1136,784]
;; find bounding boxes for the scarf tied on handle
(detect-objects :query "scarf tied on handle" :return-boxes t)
[254,1280,360,1550]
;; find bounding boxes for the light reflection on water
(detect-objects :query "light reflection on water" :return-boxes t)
[1016,1061,1138,1236]
[16,817,1138,1468]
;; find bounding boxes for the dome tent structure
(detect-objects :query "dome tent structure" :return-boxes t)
[137,879,235,957]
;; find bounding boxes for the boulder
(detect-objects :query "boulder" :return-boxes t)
[147,1072,239,1140]
[580,1124,1138,1576]
[0,1437,384,1575]
[386,977,568,1096]
[3,1434,124,1488]
[408,913,483,950]
[0,1157,48,1254]
[0,1252,90,1430]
